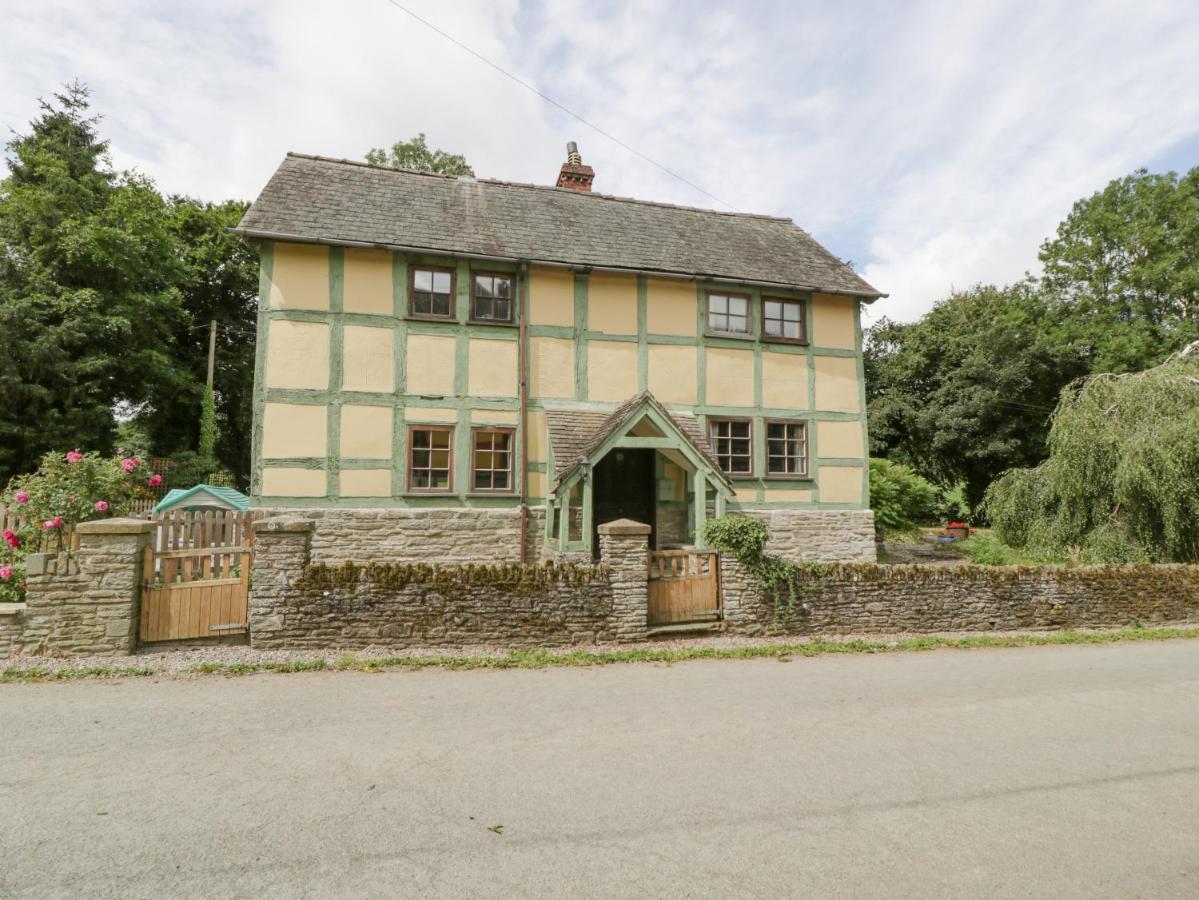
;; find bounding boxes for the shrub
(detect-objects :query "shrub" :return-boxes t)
[869,458,939,537]
[1,450,157,602]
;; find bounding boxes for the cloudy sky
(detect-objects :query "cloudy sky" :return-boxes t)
[3,0,1197,321]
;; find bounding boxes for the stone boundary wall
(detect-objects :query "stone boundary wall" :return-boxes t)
[249,516,650,649]
[737,508,878,563]
[720,559,1199,636]
[0,519,151,660]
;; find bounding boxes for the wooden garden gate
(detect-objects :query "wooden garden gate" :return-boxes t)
[139,510,253,642]
[647,549,720,627]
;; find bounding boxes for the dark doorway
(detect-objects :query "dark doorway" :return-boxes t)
[592,448,656,559]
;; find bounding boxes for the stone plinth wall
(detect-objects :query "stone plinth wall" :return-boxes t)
[720,559,1199,636]
[0,519,151,659]
[249,517,650,649]
[253,507,547,564]
[0,605,26,658]
[736,508,878,563]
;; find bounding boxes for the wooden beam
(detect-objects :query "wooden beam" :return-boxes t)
[694,472,707,548]
[615,436,676,448]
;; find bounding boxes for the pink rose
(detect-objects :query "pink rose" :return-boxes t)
[14,491,29,505]
[0,566,11,581]
[148,474,163,488]
[94,500,109,512]
[121,458,137,473]
[66,449,83,464]
[42,520,56,530]
[53,516,63,527]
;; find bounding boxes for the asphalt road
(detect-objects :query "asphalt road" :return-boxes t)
[3,641,1198,899]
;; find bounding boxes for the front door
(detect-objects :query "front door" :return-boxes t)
[592,448,656,558]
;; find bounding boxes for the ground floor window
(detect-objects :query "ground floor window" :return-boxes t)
[472,428,514,491]
[766,420,808,476]
[408,426,453,491]
[709,418,753,475]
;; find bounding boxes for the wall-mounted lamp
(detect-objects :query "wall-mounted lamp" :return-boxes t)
[578,457,592,480]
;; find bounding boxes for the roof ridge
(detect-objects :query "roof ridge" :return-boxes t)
[284,152,795,224]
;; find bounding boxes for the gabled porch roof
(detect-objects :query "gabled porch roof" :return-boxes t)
[545,391,733,495]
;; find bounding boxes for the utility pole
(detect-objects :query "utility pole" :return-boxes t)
[206,319,217,389]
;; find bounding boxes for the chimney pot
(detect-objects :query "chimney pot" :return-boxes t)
[556,141,594,192]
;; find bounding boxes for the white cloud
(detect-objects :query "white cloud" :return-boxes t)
[3,0,1198,321]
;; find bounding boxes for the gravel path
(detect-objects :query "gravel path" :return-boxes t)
[4,626,1196,678]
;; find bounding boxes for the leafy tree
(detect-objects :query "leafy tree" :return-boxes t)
[865,283,1086,506]
[365,133,474,175]
[0,82,185,480]
[1040,167,1199,373]
[868,458,939,537]
[984,353,1199,562]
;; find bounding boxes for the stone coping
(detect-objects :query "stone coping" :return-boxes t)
[598,519,652,536]
[75,518,153,535]
[0,603,26,616]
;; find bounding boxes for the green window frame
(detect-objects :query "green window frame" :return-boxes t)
[407,425,454,492]
[471,427,515,493]
[409,266,456,320]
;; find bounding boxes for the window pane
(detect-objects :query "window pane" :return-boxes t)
[731,422,751,438]
[729,296,748,317]
[711,295,728,314]
[433,295,450,316]
[496,277,511,299]
[414,270,433,292]
[729,313,748,333]
[764,300,780,320]
[432,271,451,293]
[430,470,449,489]
[475,277,493,298]
[494,299,510,321]
[784,320,801,338]
[493,470,509,489]
[784,304,801,322]
[764,318,782,337]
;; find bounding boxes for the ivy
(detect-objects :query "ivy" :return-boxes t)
[702,515,831,624]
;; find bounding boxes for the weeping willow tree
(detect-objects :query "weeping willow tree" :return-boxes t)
[984,350,1199,562]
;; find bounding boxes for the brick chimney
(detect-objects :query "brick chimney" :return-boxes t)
[555,141,594,192]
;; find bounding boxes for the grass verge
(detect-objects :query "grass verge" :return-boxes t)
[2,627,1197,683]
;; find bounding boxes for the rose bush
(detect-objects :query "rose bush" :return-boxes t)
[0,450,158,602]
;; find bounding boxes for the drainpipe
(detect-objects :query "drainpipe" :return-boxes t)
[518,260,530,564]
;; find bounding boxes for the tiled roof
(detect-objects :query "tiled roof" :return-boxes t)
[234,153,883,298]
[545,392,729,490]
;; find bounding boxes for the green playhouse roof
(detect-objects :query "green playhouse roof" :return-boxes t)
[153,484,250,513]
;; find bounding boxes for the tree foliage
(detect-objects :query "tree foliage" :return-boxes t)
[984,354,1199,562]
[868,458,939,537]
[365,133,474,175]
[0,84,257,484]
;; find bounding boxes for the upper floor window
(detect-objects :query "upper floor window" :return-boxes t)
[766,420,808,477]
[408,426,453,492]
[709,418,753,475]
[707,292,750,336]
[410,267,455,319]
[471,273,514,324]
[763,298,806,343]
[472,428,514,492]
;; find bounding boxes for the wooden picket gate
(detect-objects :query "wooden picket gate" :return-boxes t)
[139,510,254,642]
[647,549,720,627]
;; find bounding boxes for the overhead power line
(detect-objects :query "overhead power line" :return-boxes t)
[378,0,737,211]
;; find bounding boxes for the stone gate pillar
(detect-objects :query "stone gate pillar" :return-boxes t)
[249,516,314,649]
[598,519,650,642]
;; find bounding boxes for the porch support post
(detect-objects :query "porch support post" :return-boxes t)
[545,493,557,547]
[694,472,708,548]
[581,477,593,549]
[558,486,571,548]
[715,489,726,518]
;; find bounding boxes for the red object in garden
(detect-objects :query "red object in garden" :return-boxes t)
[946,521,970,541]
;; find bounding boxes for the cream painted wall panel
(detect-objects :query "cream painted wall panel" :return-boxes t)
[471,409,519,425]
[529,267,575,326]
[405,334,456,395]
[761,351,808,410]
[526,470,547,499]
[530,337,575,399]
[587,341,639,401]
[342,325,394,392]
[343,248,394,315]
[706,347,756,407]
[587,273,638,335]
[261,467,326,497]
[404,407,459,423]
[732,487,759,503]
[526,410,546,462]
[269,243,329,310]
[818,420,865,458]
[814,356,861,412]
[266,320,329,390]
[765,488,813,502]
[262,403,327,458]
[819,466,864,503]
[468,338,518,397]
[647,344,697,404]
[339,469,392,497]
[646,278,697,336]
[812,294,857,350]
[339,405,393,459]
